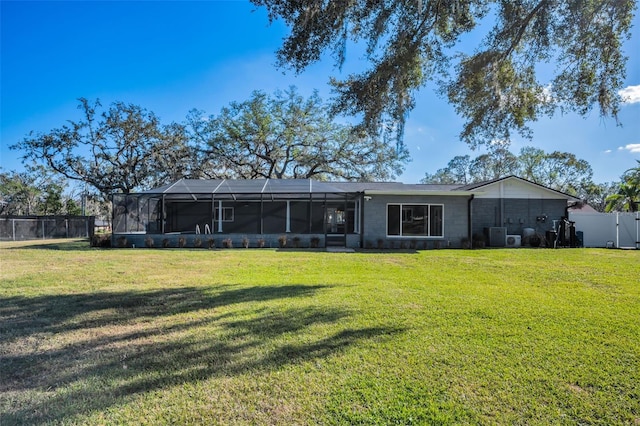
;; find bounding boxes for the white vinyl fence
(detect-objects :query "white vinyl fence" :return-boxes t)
[570,211,639,249]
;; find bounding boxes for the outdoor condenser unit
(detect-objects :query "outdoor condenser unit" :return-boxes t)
[506,235,522,248]
[486,227,507,247]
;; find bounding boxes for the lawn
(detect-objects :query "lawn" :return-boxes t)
[1,239,638,425]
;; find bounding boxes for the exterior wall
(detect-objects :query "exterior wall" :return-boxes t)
[473,178,569,200]
[361,194,470,248]
[471,198,567,237]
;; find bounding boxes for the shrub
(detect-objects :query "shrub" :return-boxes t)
[257,238,266,248]
[207,238,215,249]
[162,238,171,248]
[144,236,155,248]
[310,236,320,248]
[365,240,373,249]
[193,237,202,248]
[222,238,233,248]
[242,237,250,248]
[410,239,417,249]
[530,234,542,247]
[278,235,287,248]
[178,237,186,248]
[91,234,111,248]
[461,237,471,249]
[116,236,128,248]
[292,236,301,248]
[377,239,384,249]
[472,233,486,249]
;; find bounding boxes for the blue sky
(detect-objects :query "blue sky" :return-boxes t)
[1,1,639,184]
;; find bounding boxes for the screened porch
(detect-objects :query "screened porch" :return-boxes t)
[112,179,363,245]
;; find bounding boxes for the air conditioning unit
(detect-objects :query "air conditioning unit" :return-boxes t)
[506,235,522,248]
[486,227,506,247]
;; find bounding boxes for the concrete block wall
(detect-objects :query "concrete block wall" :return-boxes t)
[471,198,567,237]
[361,195,471,248]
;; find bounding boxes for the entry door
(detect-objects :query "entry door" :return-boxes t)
[325,208,345,234]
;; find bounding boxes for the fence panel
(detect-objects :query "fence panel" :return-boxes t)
[571,212,639,248]
[0,216,95,241]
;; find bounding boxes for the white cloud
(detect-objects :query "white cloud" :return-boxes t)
[604,149,612,154]
[619,85,640,104]
[622,143,640,153]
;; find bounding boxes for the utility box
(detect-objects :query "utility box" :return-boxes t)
[485,227,507,247]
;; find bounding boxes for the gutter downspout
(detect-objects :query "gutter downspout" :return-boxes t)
[468,194,475,248]
[111,193,115,248]
[360,192,365,249]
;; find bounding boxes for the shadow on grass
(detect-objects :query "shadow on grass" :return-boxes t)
[4,239,91,251]
[0,285,402,425]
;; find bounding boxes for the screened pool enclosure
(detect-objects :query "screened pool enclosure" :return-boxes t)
[112,179,363,247]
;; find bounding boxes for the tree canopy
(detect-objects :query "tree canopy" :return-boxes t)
[12,99,197,199]
[606,160,640,212]
[188,87,408,181]
[0,166,81,216]
[252,0,635,147]
[12,90,408,202]
[421,144,594,196]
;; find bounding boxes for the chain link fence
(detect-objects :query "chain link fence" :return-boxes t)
[0,216,95,241]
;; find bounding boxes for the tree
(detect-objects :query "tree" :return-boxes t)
[252,0,634,147]
[189,87,408,181]
[422,155,472,185]
[0,170,41,215]
[606,160,640,212]
[468,143,519,182]
[11,99,197,200]
[421,145,593,196]
[0,166,78,215]
[580,181,619,212]
[517,147,593,195]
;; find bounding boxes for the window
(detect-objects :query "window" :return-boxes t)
[387,204,443,237]
[214,207,234,222]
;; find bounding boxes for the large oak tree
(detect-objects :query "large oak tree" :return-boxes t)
[12,99,197,200]
[252,0,635,147]
[188,87,408,181]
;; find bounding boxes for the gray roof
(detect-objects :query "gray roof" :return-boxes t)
[328,182,462,192]
[139,176,578,200]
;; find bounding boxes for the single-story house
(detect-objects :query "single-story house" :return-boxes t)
[111,175,580,249]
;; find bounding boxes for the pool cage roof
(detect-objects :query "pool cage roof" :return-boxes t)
[141,179,355,196]
[138,179,468,198]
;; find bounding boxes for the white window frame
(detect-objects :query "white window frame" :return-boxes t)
[386,203,444,238]
[215,206,234,222]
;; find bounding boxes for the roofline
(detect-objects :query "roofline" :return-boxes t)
[364,190,483,196]
[459,175,581,201]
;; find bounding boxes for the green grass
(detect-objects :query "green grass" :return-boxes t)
[1,239,639,425]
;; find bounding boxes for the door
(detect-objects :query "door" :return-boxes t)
[325,208,345,234]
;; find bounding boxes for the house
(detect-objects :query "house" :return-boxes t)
[111,176,580,249]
